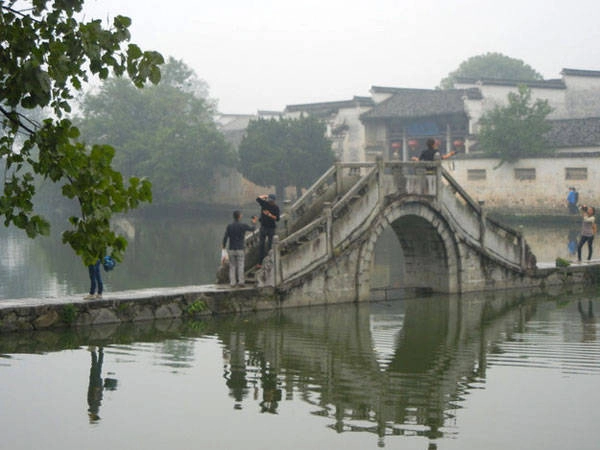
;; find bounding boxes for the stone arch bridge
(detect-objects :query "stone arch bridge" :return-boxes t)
[246,160,544,304]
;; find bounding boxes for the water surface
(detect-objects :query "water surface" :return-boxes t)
[2,291,600,449]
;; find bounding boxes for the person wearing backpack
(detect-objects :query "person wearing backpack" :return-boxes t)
[84,259,103,299]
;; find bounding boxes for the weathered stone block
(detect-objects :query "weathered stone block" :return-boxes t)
[155,304,182,320]
[132,306,154,322]
[33,310,60,329]
[90,308,120,325]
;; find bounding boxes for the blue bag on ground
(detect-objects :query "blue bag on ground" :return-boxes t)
[102,255,116,272]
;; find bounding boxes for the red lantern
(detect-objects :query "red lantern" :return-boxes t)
[391,141,402,149]
[453,139,464,148]
[408,139,418,149]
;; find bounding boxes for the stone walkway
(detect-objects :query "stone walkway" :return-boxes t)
[0,284,252,311]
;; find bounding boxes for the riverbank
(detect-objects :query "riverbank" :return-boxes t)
[0,285,277,333]
[2,260,600,333]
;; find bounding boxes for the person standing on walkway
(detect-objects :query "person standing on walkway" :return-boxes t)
[567,187,579,214]
[222,210,257,287]
[577,205,596,263]
[256,194,280,265]
[84,259,103,299]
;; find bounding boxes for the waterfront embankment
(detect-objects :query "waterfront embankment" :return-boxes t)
[1,261,600,333]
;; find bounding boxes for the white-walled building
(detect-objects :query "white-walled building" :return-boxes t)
[215,68,600,211]
[284,97,374,162]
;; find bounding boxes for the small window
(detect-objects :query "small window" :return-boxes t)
[467,169,487,181]
[566,167,588,180]
[514,168,536,181]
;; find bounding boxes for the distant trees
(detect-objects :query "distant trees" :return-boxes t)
[239,116,335,200]
[1,1,163,265]
[440,52,543,89]
[78,58,236,204]
[478,85,552,164]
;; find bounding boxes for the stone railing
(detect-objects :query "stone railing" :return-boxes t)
[254,160,537,288]
[439,167,535,270]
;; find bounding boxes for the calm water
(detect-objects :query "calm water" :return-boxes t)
[2,292,600,449]
[1,213,599,449]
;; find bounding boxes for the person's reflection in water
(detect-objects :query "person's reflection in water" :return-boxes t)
[568,230,579,256]
[222,346,248,410]
[578,300,597,342]
[259,363,281,414]
[87,346,104,422]
[87,346,118,423]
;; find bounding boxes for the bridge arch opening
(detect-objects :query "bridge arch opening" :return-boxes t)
[359,202,461,297]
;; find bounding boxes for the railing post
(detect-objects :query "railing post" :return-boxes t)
[323,202,333,258]
[273,235,280,286]
[335,162,343,197]
[435,162,442,201]
[478,200,486,246]
[376,155,384,206]
[520,235,527,271]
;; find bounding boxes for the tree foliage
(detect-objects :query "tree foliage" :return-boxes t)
[77,57,235,204]
[239,116,334,200]
[478,85,553,164]
[440,52,543,89]
[1,1,164,265]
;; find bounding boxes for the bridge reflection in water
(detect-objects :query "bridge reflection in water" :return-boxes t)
[218,291,537,445]
[3,290,598,448]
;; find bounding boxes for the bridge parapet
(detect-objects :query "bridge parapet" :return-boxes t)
[255,160,538,296]
[439,168,534,271]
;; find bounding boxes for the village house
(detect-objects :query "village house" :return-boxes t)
[357,68,600,213]
[217,68,600,212]
[284,96,374,162]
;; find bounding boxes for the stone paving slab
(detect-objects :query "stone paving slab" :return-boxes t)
[536,258,600,269]
[0,284,254,311]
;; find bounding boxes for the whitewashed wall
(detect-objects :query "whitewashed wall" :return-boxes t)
[448,156,600,213]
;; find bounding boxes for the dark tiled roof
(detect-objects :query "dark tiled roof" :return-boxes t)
[361,88,469,120]
[561,68,600,78]
[546,117,600,147]
[455,77,566,89]
[257,110,283,116]
[285,97,374,114]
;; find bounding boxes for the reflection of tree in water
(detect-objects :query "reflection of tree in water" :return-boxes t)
[217,294,537,446]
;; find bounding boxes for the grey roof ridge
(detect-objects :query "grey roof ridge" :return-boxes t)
[455,77,565,89]
[561,68,600,77]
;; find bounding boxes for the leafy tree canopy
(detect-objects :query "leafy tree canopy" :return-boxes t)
[239,115,335,201]
[440,52,543,89]
[1,0,164,265]
[478,85,553,164]
[77,57,236,204]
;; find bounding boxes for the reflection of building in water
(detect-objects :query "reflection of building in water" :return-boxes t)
[217,293,535,446]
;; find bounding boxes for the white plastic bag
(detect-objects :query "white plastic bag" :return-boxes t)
[221,249,229,265]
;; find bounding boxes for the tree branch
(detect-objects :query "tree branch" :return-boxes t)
[0,106,38,135]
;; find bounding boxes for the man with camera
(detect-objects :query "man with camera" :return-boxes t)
[256,194,280,266]
[577,205,596,263]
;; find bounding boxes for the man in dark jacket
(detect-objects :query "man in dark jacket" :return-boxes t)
[416,138,455,161]
[256,194,280,265]
[223,210,257,286]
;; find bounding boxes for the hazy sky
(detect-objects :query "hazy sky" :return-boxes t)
[81,0,600,114]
